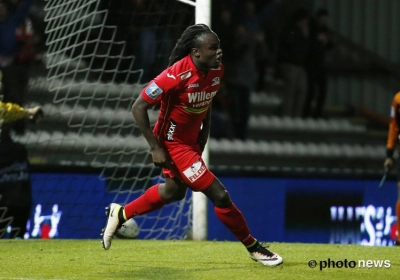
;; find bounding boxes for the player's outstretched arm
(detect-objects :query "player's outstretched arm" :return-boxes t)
[0,102,43,123]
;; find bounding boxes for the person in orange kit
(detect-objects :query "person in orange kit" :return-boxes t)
[383,91,400,246]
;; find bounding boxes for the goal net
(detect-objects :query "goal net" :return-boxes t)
[15,0,198,239]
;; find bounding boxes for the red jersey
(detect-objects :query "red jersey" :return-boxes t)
[141,54,224,145]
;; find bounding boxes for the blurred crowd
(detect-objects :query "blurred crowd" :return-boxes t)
[211,1,336,139]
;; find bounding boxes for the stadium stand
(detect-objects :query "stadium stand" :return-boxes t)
[14,0,389,178]
[18,74,386,176]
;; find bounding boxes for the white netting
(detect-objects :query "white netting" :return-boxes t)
[20,0,196,239]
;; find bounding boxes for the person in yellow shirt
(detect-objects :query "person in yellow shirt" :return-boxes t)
[384,91,400,246]
[0,69,43,125]
[0,69,42,239]
[0,102,43,124]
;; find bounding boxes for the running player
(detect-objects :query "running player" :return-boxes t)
[101,24,283,266]
[383,91,400,246]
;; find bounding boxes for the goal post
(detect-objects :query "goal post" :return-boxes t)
[190,0,211,241]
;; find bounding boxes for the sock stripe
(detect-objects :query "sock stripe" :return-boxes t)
[245,240,258,248]
[122,208,127,221]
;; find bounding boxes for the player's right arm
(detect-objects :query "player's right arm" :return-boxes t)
[385,93,400,168]
[132,94,168,167]
[131,70,179,167]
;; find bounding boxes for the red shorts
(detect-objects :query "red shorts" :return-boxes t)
[161,141,215,192]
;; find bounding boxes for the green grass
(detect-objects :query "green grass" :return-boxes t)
[0,240,398,280]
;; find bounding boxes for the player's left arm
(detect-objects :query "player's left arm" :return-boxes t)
[197,105,212,152]
[384,94,400,168]
[0,102,43,123]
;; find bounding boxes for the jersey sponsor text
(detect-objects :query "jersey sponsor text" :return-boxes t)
[166,119,177,141]
[188,91,217,103]
[183,160,206,182]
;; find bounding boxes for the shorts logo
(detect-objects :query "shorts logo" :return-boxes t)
[166,119,176,141]
[183,160,206,183]
[145,82,163,100]
[211,77,220,86]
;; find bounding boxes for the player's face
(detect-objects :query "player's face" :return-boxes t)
[193,32,223,70]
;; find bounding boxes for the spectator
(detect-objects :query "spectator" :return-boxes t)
[101,0,172,83]
[15,14,37,65]
[130,0,158,83]
[210,81,233,139]
[277,7,310,117]
[210,8,236,139]
[303,8,335,119]
[224,24,257,140]
[238,0,281,92]
[213,8,235,54]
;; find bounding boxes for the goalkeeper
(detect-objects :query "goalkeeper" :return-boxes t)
[0,102,43,124]
[102,24,283,266]
[383,91,400,246]
[0,70,43,125]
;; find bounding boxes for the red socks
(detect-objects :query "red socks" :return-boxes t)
[123,186,256,247]
[214,203,256,247]
[123,184,166,219]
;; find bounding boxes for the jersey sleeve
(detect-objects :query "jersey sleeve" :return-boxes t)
[141,69,179,105]
[386,93,400,157]
[0,102,25,123]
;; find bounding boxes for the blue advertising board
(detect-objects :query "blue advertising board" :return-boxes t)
[24,173,398,246]
[26,173,190,240]
[207,177,398,246]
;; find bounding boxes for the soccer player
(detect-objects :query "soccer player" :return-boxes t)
[384,92,400,246]
[0,70,43,124]
[101,24,283,266]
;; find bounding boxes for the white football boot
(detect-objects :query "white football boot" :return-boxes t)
[101,203,123,250]
[248,242,283,266]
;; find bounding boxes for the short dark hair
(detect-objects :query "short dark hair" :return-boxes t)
[168,24,213,67]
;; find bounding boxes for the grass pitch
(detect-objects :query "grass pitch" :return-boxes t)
[0,240,398,280]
